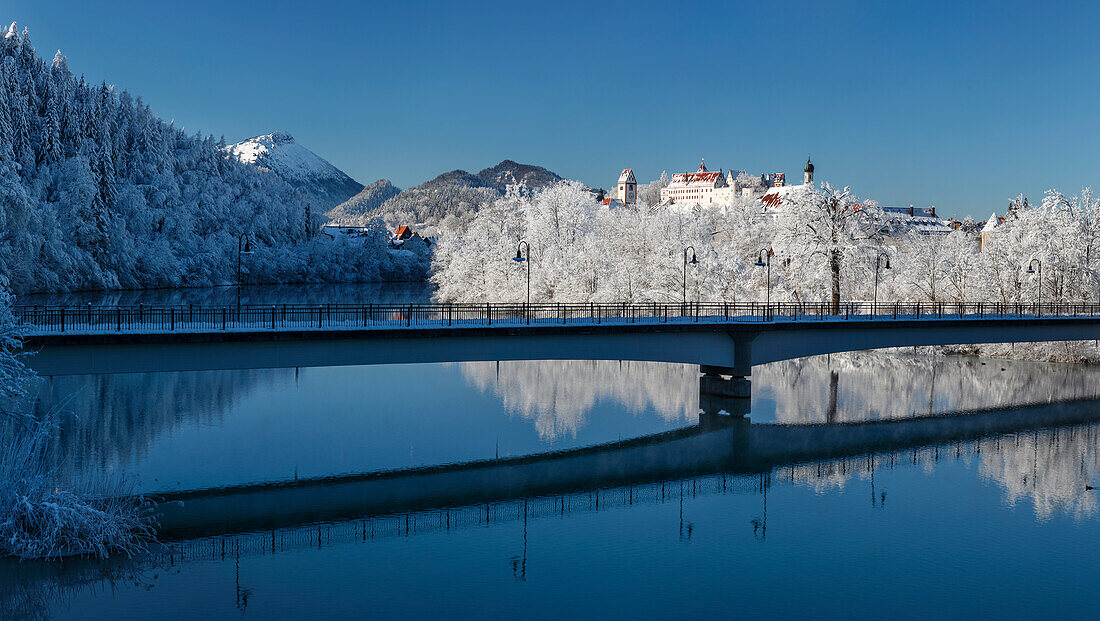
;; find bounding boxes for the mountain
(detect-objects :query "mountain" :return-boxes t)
[225,131,363,212]
[325,178,402,222]
[0,24,425,293]
[476,160,562,191]
[332,160,564,235]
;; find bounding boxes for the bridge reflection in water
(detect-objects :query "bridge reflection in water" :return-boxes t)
[154,395,1100,551]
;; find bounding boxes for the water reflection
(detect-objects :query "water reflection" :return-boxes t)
[30,369,289,477]
[457,360,699,439]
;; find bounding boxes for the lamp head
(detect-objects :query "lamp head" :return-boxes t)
[241,237,253,254]
[513,248,526,262]
[689,256,699,265]
[885,258,891,269]
[1026,266,1035,274]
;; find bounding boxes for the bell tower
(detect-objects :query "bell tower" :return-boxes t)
[617,169,637,205]
[804,156,814,185]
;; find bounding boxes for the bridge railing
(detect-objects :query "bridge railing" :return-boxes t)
[14,301,1100,334]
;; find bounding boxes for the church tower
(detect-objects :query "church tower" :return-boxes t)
[617,169,637,205]
[804,156,814,185]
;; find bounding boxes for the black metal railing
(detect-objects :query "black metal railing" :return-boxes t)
[14,301,1100,334]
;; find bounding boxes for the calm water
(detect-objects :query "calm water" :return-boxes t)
[5,289,1100,619]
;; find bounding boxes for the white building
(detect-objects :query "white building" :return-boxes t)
[659,158,812,207]
[660,160,728,206]
[881,206,953,236]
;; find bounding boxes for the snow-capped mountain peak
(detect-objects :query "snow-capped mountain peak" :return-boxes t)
[225,131,364,211]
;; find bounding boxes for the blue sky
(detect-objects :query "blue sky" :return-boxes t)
[9,0,1099,218]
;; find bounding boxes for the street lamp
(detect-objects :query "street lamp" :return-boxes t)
[873,252,891,315]
[514,240,530,306]
[754,248,772,318]
[237,232,253,312]
[683,246,699,304]
[1026,258,1042,316]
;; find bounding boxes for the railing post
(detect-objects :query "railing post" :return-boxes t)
[60,308,65,332]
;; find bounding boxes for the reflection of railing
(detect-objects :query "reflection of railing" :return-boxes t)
[164,418,1100,562]
[167,474,767,564]
[152,398,1100,542]
[15,301,1100,333]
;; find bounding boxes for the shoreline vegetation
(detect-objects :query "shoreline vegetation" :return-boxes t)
[0,289,155,560]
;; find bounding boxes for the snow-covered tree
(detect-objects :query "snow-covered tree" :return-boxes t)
[773,184,884,312]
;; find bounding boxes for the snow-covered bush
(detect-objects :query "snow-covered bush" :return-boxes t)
[0,412,155,560]
[0,285,154,560]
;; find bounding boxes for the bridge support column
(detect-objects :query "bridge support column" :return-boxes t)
[699,373,751,418]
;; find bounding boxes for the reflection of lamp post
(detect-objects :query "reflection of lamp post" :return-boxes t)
[751,474,768,540]
[754,248,772,318]
[514,240,530,305]
[683,246,698,304]
[1026,259,1042,316]
[874,252,891,315]
[237,233,253,313]
[511,500,528,582]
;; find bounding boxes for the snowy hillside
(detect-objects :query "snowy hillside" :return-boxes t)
[334,160,563,235]
[0,24,426,293]
[477,160,562,191]
[326,178,402,222]
[226,131,363,212]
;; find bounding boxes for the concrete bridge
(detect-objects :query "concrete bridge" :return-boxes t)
[22,302,1100,417]
[152,397,1100,540]
[21,302,1100,378]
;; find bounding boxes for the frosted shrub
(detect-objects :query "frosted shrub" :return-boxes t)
[0,413,156,560]
[0,286,154,560]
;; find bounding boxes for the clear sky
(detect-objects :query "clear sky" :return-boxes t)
[8,0,1099,218]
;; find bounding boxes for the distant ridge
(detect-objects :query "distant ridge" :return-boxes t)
[329,160,564,234]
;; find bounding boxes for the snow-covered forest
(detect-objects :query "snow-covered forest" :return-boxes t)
[431,178,1100,360]
[0,24,425,294]
[432,180,1100,311]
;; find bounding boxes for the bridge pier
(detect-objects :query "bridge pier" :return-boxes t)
[699,370,751,418]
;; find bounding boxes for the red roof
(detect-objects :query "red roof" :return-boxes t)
[670,171,722,184]
[394,225,412,239]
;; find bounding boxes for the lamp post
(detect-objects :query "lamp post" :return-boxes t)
[236,232,253,313]
[754,248,772,318]
[514,240,530,306]
[683,246,698,304]
[1026,258,1042,316]
[873,252,891,315]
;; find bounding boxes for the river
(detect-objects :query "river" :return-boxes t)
[3,285,1100,619]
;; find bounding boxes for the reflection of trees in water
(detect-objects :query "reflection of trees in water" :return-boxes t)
[976,425,1100,520]
[461,354,1100,518]
[458,360,699,440]
[30,369,288,475]
[462,353,1100,435]
[783,424,1100,520]
[761,351,1100,424]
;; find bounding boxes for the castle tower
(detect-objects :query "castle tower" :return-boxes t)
[804,156,814,185]
[617,169,637,205]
